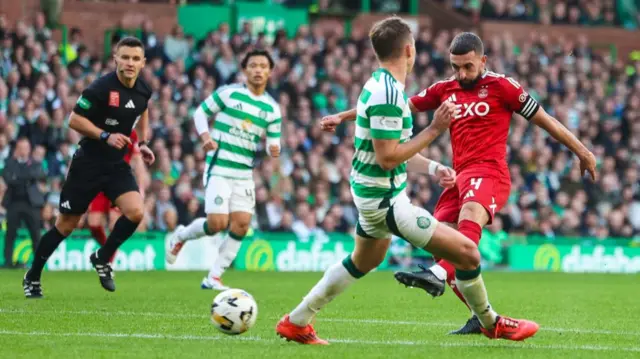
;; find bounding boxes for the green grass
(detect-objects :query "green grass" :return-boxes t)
[1,270,638,358]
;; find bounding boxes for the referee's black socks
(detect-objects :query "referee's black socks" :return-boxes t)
[27,227,67,281]
[97,215,140,261]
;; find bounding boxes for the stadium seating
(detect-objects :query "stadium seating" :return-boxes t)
[0,6,637,244]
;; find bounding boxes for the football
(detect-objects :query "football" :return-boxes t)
[210,289,258,335]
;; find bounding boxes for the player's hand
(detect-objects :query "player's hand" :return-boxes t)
[579,151,597,181]
[436,165,456,189]
[269,144,280,158]
[140,145,155,165]
[202,138,218,152]
[431,102,458,132]
[106,133,132,149]
[319,114,342,133]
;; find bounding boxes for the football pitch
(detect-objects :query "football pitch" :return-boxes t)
[1,270,638,358]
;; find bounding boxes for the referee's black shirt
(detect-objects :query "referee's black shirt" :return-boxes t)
[73,71,151,162]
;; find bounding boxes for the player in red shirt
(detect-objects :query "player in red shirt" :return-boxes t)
[320,32,596,335]
[86,129,146,263]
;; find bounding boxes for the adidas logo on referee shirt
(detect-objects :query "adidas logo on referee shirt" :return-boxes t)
[125,100,135,109]
[61,201,71,210]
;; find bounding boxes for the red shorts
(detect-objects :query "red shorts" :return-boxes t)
[434,167,510,225]
[88,193,114,213]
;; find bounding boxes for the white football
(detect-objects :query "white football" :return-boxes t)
[210,289,258,335]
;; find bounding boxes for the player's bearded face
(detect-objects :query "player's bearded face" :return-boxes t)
[115,46,145,80]
[450,52,486,90]
[244,56,271,88]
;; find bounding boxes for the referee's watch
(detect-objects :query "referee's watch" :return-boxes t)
[100,131,111,142]
[138,141,148,147]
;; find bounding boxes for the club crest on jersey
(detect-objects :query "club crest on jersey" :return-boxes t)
[109,91,120,107]
[518,93,527,103]
[418,89,427,97]
[478,88,488,99]
[241,119,253,131]
[259,110,268,120]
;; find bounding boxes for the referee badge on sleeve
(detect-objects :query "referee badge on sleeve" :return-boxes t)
[77,96,91,110]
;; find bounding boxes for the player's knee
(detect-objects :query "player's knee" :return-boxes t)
[229,221,250,237]
[207,217,228,234]
[458,242,481,270]
[124,206,145,223]
[459,203,488,225]
[55,215,81,236]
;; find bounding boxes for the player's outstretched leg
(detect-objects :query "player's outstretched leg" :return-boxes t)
[394,219,483,334]
[201,232,242,290]
[394,258,480,334]
[91,191,144,292]
[277,236,389,345]
[201,212,251,290]
[24,214,81,298]
[166,214,226,264]
[426,224,539,341]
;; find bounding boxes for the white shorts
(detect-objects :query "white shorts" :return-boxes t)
[356,192,438,248]
[205,176,255,215]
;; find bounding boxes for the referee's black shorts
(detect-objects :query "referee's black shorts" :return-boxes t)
[59,153,139,215]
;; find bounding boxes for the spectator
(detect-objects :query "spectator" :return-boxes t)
[2,138,45,268]
[0,9,637,244]
[164,25,190,63]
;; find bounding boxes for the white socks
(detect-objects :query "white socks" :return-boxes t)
[289,257,362,327]
[207,232,244,279]
[455,273,498,329]
[429,264,448,281]
[175,218,209,242]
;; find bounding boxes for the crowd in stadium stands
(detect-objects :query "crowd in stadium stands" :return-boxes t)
[440,0,625,26]
[0,10,638,243]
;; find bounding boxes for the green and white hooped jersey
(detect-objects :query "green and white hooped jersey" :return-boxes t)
[350,68,413,210]
[200,84,282,182]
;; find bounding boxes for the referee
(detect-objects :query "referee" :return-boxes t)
[23,37,155,298]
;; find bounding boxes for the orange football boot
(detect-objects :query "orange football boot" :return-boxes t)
[481,316,540,341]
[276,315,329,345]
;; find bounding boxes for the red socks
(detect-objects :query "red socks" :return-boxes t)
[90,226,107,245]
[439,220,483,309]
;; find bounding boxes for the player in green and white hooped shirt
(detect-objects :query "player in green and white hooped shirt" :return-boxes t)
[166,50,281,290]
[278,17,538,344]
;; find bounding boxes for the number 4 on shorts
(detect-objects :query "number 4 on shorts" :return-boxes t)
[470,178,483,190]
[464,178,483,199]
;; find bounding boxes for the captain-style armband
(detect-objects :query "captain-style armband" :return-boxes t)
[428,161,442,176]
[516,94,540,120]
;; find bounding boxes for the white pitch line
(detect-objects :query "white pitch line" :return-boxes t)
[320,318,640,336]
[0,329,638,353]
[2,308,639,336]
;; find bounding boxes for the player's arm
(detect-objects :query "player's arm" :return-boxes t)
[501,76,596,180]
[70,88,106,140]
[373,102,456,171]
[266,114,282,158]
[321,85,441,132]
[193,90,225,151]
[407,153,456,188]
[135,108,150,143]
[530,107,596,180]
[71,88,130,149]
[68,112,105,140]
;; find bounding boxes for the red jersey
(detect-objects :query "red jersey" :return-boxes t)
[124,129,140,164]
[410,71,539,173]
